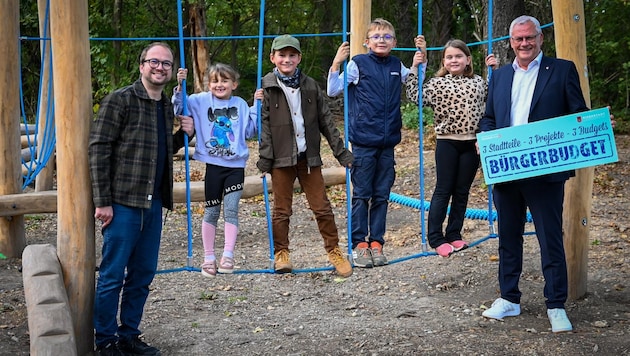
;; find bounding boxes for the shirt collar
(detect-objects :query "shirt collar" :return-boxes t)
[512,51,543,71]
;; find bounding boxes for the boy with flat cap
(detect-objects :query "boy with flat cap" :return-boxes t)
[257,34,354,277]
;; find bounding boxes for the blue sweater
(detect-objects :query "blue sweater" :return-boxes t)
[172,91,257,168]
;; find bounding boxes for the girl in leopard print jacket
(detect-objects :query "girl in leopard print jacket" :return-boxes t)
[405,37,498,258]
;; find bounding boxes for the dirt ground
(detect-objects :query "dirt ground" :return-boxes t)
[1,131,629,355]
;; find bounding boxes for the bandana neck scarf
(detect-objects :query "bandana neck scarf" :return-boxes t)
[274,67,301,89]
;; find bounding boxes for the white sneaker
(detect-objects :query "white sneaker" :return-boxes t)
[482,298,521,320]
[547,308,573,333]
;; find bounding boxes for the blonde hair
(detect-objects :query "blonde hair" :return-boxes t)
[435,39,474,78]
[365,18,396,38]
[208,63,240,83]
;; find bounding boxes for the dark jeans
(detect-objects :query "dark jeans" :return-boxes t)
[493,180,568,309]
[270,160,339,253]
[427,139,479,248]
[94,200,163,347]
[350,145,396,249]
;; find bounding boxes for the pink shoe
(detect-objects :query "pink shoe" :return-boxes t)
[435,243,454,258]
[201,260,217,277]
[218,256,235,274]
[449,240,469,251]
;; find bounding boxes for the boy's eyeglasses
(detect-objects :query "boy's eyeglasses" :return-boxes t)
[368,34,395,43]
[142,58,173,70]
[510,34,539,44]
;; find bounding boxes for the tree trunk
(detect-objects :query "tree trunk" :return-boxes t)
[490,0,525,68]
[427,0,454,65]
[112,0,122,87]
[190,2,209,93]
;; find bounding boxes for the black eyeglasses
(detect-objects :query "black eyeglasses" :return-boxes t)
[368,34,395,43]
[510,34,540,43]
[142,58,173,70]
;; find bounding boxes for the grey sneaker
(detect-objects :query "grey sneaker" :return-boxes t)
[370,241,388,266]
[352,242,374,268]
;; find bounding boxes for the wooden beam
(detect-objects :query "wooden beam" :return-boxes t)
[36,0,56,192]
[0,168,348,217]
[350,0,370,57]
[0,0,26,258]
[551,0,592,300]
[49,1,95,353]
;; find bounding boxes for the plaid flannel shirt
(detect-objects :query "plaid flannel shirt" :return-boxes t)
[89,79,186,210]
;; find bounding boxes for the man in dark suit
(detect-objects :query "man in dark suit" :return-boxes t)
[478,15,589,333]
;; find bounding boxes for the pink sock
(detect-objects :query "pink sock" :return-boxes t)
[202,222,216,261]
[223,222,238,258]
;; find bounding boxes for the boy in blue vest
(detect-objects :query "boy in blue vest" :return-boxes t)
[327,18,421,268]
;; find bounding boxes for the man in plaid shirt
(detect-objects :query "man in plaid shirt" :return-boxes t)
[89,42,193,356]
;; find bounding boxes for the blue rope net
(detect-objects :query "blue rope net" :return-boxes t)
[19,0,540,275]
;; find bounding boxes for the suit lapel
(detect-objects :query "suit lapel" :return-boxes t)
[503,69,515,125]
[530,56,553,116]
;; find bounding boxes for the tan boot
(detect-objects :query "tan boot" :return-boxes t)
[328,246,353,278]
[274,249,292,273]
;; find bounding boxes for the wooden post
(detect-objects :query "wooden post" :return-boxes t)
[350,0,370,56]
[35,0,56,192]
[0,0,26,258]
[49,1,95,353]
[551,0,592,300]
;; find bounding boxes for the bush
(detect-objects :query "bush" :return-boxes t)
[401,102,434,130]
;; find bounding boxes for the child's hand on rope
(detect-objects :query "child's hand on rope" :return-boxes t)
[176,68,188,92]
[254,88,264,101]
[414,35,426,53]
[485,54,499,70]
[331,42,350,72]
[412,35,427,67]
[412,50,426,67]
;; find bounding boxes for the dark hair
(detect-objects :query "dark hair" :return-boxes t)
[436,39,474,78]
[138,42,174,64]
[208,63,240,83]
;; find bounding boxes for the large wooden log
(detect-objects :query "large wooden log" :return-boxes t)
[0,0,25,258]
[350,0,370,56]
[21,124,37,135]
[22,244,77,355]
[0,167,348,217]
[35,0,56,192]
[21,134,37,149]
[551,0,592,300]
[49,0,95,352]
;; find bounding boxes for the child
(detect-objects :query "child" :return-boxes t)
[173,63,262,277]
[405,37,497,257]
[257,34,354,277]
[327,18,417,268]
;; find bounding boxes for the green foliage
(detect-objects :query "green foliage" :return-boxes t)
[401,102,434,130]
[199,291,218,300]
[15,0,630,131]
[585,0,630,133]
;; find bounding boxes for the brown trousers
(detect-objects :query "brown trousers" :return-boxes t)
[270,160,340,253]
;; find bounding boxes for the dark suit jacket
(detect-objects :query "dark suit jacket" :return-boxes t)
[479,55,589,182]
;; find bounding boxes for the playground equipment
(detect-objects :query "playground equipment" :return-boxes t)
[0,0,594,354]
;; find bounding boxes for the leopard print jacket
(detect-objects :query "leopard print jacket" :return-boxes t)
[405,67,488,140]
